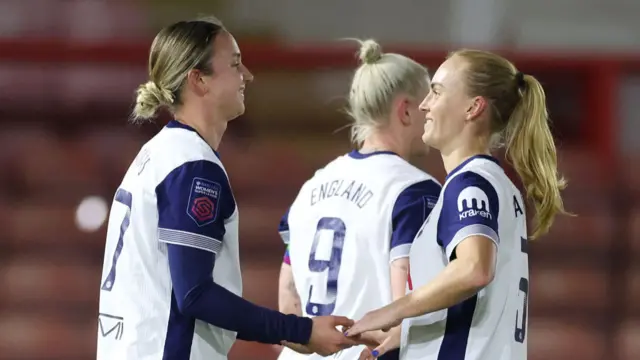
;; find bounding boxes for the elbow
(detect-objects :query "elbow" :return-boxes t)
[175,294,195,316]
[464,261,495,291]
[175,285,205,317]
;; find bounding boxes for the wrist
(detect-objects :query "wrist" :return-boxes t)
[286,315,313,344]
[395,292,415,320]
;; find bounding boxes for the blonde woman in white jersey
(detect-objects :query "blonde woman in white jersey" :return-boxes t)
[276,40,442,360]
[346,49,569,360]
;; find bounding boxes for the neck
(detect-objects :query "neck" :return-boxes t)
[175,107,227,150]
[440,140,491,174]
[359,132,409,160]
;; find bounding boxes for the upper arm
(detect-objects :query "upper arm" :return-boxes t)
[437,171,500,262]
[156,160,236,299]
[389,179,441,261]
[390,257,410,300]
[278,261,301,315]
[156,160,236,255]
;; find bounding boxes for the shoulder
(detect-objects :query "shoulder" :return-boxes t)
[440,170,501,225]
[393,178,441,210]
[443,170,498,202]
[145,129,223,185]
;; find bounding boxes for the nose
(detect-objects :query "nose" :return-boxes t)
[418,95,429,113]
[242,64,254,83]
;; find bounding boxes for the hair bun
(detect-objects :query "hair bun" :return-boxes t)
[357,39,383,65]
[145,81,174,105]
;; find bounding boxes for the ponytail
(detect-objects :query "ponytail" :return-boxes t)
[504,74,569,239]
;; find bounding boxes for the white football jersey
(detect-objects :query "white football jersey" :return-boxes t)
[401,155,529,360]
[97,121,242,360]
[280,150,441,360]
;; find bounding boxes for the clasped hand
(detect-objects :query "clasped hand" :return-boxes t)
[282,315,358,356]
[343,305,403,359]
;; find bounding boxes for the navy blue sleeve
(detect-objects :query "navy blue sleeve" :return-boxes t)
[167,244,312,344]
[278,208,290,244]
[159,161,312,345]
[390,180,441,261]
[156,160,235,253]
[437,171,500,261]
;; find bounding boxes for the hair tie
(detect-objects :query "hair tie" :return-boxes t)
[515,71,526,90]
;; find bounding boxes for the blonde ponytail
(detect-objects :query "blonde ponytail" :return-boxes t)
[132,81,175,123]
[504,74,569,239]
[450,49,571,239]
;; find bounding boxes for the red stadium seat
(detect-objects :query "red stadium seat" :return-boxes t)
[616,321,640,360]
[0,313,96,359]
[530,262,610,314]
[0,256,100,311]
[528,318,606,360]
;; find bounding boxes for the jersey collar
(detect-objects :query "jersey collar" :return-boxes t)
[166,120,221,159]
[446,154,500,181]
[347,149,399,159]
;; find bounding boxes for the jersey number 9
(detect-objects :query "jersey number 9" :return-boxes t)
[306,217,346,316]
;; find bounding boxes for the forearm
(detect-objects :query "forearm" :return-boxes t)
[181,280,312,345]
[396,259,485,319]
[167,244,312,345]
[278,263,302,316]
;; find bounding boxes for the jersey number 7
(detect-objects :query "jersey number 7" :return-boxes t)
[101,188,133,292]
[306,217,346,316]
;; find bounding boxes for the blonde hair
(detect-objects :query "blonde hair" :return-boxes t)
[346,39,429,145]
[451,49,568,239]
[132,16,225,122]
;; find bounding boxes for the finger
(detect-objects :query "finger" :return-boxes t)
[370,335,396,358]
[338,333,360,347]
[358,347,375,360]
[344,323,362,337]
[331,316,355,327]
[345,321,375,337]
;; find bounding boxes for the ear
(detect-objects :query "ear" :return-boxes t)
[466,96,487,121]
[395,96,411,126]
[186,69,209,97]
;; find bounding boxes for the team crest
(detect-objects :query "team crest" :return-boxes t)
[187,177,221,226]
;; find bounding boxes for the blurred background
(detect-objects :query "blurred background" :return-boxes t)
[0,0,638,359]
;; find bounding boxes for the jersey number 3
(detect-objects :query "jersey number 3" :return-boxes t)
[101,188,133,292]
[514,236,529,343]
[306,217,346,316]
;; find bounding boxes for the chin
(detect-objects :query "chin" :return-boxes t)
[421,133,431,144]
[228,104,245,121]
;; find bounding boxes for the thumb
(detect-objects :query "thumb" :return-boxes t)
[331,316,355,328]
[370,336,395,358]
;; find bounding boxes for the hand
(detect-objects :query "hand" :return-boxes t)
[345,305,402,337]
[349,330,387,348]
[306,315,358,356]
[358,326,401,359]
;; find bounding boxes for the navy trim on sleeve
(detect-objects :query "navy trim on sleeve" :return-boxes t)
[437,171,500,260]
[390,179,441,261]
[156,160,236,254]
